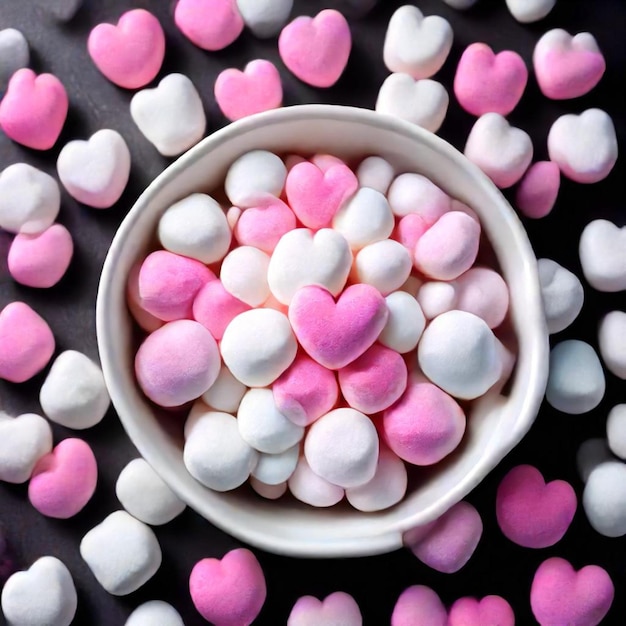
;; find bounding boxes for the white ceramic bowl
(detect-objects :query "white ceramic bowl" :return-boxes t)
[96,105,549,558]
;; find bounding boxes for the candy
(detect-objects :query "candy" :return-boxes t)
[0,413,52,484]
[267,228,352,305]
[538,258,584,334]
[287,592,362,626]
[234,196,295,253]
[0,28,29,90]
[417,281,457,319]
[116,458,186,525]
[408,501,482,573]
[221,309,297,386]
[546,340,605,414]
[202,364,247,413]
[383,5,453,79]
[130,73,206,157]
[193,279,250,341]
[515,161,560,219]
[454,43,528,116]
[225,150,287,207]
[1,556,77,626]
[175,0,244,51]
[548,109,617,183]
[496,464,577,548]
[80,510,162,595]
[391,585,447,626]
[607,405,626,460]
[236,0,293,38]
[250,477,287,500]
[87,9,165,89]
[215,60,283,122]
[454,267,510,329]
[220,246,271,307]
[286,160,357,230]
[577,438,613,483]
[447,596,515,626]
[8,223,73,288]
[598,312,626,379]
[0,163,60,234]
[376,74,449,133]
[352,239,412,295]
[464,113,533,188]
[0,68,68,150]
[579,219,626,292]
[289,284,388,370]
[304,407,379,488]
[378,291,425,354]
[251,444,299,485]
[135,320,220,407]
[356,156,395,194]
[533,29,605,99]
[278,10,351,88]
[0,301,55,383]
[28,438,97,518]
[189,549,266,626]
[288,455,344,507]
[184,410,258,491]
[125,601,184,626]
[158,193,231,264]
[388,172,451,221]
[383,376,465,465]
[530,557,614,626]
[506,0,555,23]
[238,388,304,454]
[583,461,626,537]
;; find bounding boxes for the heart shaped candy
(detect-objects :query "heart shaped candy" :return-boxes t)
[448,595,515,626]
[287,591,362,625]
[233,196,295,253]
[599,312,626,379]
[515,161,560,219]
[579,219,626,292]
[506,0,555,23]
[236,0,293,38]
[0,28,29,90]
[391,585,447,626]
[175,0,244,51]
[88,9,165,89]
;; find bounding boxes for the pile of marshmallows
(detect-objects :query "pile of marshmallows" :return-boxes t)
[129,149,514,512]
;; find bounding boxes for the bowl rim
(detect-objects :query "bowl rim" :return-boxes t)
[97,104,549,557]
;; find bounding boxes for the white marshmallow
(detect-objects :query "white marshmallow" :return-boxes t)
[202,363,247,413]
[130,73,206,157]
[304,408,379,489]
[577,438,613,483]
[158,193,231,264]
[538,258,584,334]
[225,150,287,207]
[220,246,271,307]
[221,309,297,387]
[417,310,502,400]
[356,156,395,194]
[547,109,617,183]
[546,340,605,414]
[583,461,626,537]
[383,5,453,79]
[607,405,626,461]
[376,74,449,133]
[267,228,352,305]
[417,281,457,319]
[352,239,412,295]
[1,556,77,626]
[346,447,407,512]
[184,410,258,491]
[250,477,287,500]
[332,187,394,251]
[579,219,626,292]
[0,413,52,484]
[236,0,293,38]
[598,311,626,379]
[238,388,304,454]
[464,113,533,189]
[506,0,555,22]
[251,444,299,485]
[80,511,162,596]
[116,458,186,526]
[125,601,184,626]
[39,350,110,430]
[379,290,426,353]
[0,28,29,90]
[0,163,60,234]
[387,172,451,221]
[288,456,345,507]
[56,129,131,208]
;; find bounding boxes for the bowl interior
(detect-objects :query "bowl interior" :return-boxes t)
[97,105,549,558]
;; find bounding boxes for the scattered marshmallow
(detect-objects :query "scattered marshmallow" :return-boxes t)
[516,161,560,219]
[202,363,247,413]
[175,0,244,51]
[379,291,426,353]
[577,438,613,483]
[39,350,110,429]
[448,596,515,626]
[252,444,299,485]
[288,455,344,507]
[607,405,626,460]
[1,556,77,626]
[288,592,362,626]
[125,601,184,626]
[598,312,626,379]
[225,150,287,208]
[0,163,60,234]
[116,458,186,525]
[236,0,293,38]
[352,239,412,295]
[506,0,556,23]
[583,461,626,537]
[391,585,447,626]
[546,340,605,414]
[0,28,29,90]
[538,258,584,334]
[356,156,395,194]
[548,109,617,183]
[579,219,626,292]
[221,246,271,307]
[80,510,162,595]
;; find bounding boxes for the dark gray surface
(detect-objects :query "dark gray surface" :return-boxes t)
[0,0,625,623]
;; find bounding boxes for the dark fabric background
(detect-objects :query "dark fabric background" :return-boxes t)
[0,0,624,623]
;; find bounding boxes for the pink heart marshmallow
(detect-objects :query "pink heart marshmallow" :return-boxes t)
[516,161,560,219]
[287,591,362,626]
[448,595,515,626]
[391,585,447,626]
[233,196,296,253]
[175,0,244,51]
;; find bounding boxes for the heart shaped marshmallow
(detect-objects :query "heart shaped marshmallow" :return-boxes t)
[287,591,362,625]
[391,585,447,626]
[448,596,515,626]
[175,0,244,51]
[506,0,556,23]
[579,219,626,292]
[236,0,293,38]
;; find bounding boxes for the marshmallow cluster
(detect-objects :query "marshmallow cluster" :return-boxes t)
[129,150,514,512]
